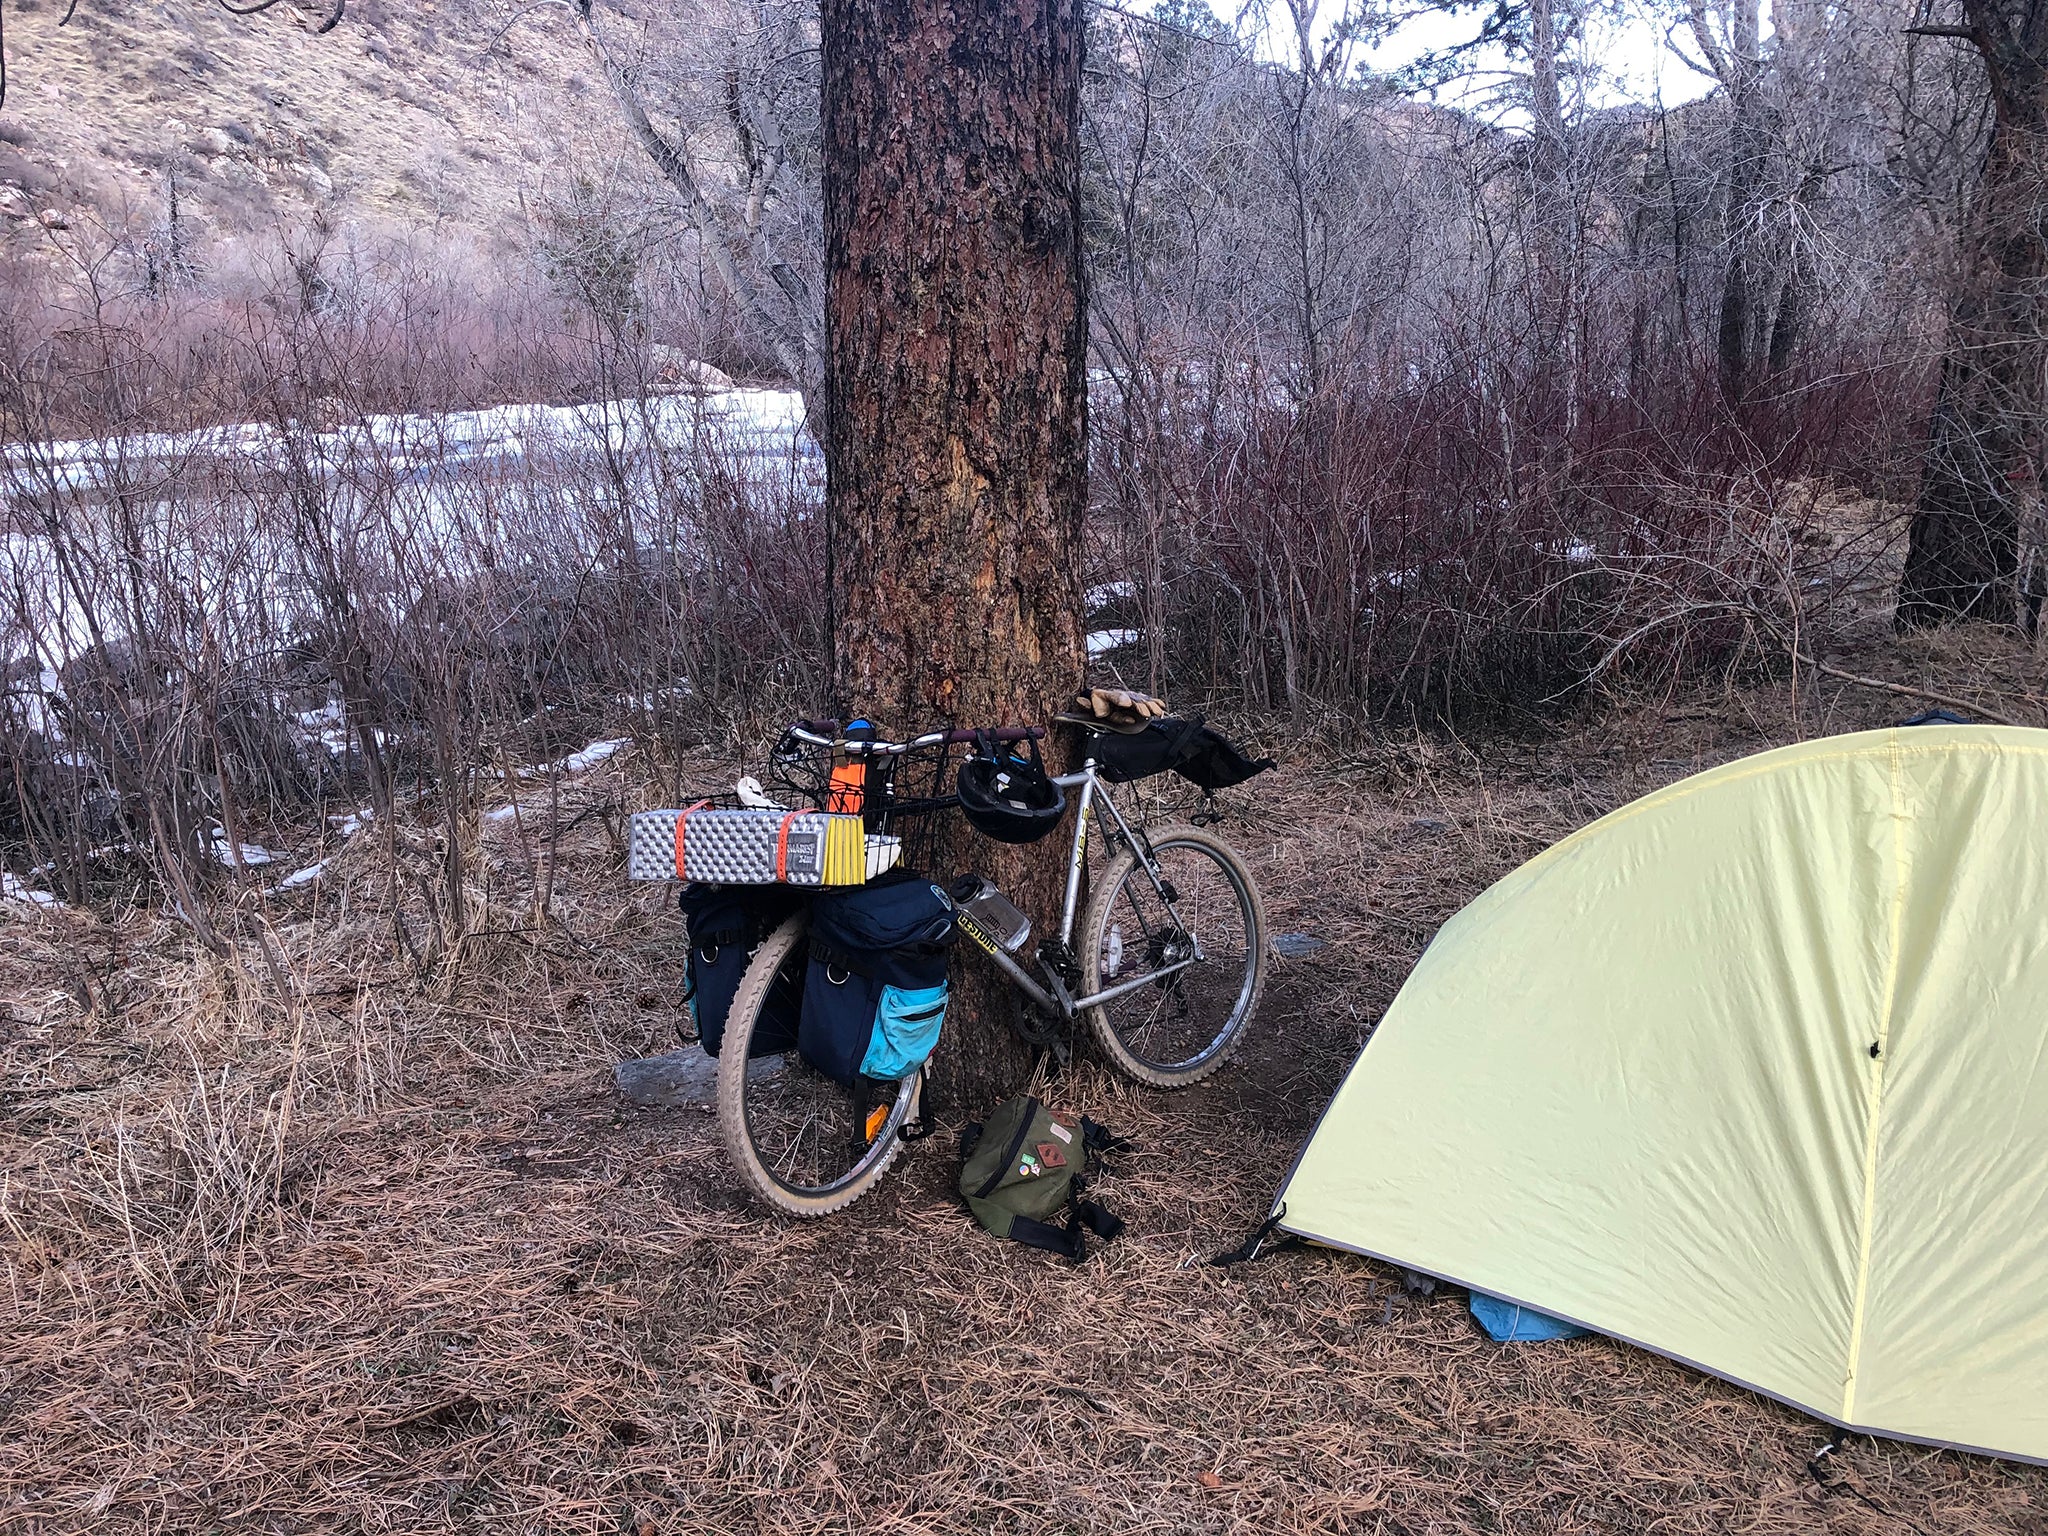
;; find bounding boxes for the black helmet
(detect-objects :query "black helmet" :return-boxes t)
[957,736,1066,844]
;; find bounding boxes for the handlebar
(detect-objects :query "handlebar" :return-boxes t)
[785,720,1046,756]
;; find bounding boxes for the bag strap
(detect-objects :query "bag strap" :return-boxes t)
[807,939,874,979]
[774,808,806,882]
[1165,712,1207,760]
[1007,1183,1125,1262]
[1079,1116,1132,1161]
[1074,1196,1123,1241]
[673,799,712,881]
[973,1097,1042,1200]
[1007,1212,1086,1260]
[898,1066,937,1142]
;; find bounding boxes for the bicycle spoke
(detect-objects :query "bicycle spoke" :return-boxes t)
[1091,835,1257,1075]
[730,934,908,1201]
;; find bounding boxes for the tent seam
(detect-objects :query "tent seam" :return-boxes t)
[1841,737,1907,1423]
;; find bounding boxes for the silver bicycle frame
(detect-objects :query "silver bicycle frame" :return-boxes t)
[966,754,1196,1019]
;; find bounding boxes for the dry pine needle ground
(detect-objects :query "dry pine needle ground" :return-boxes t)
[6,620,2048,1533]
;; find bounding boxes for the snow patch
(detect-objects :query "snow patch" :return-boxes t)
[518,738,632,778]
[277,861,325,891]
[329,808,374,839]
[211,830,280,866]
[294,699,352,755]
[621,681,694,709]
[1540,538,1598,565]
[562,738,629,772]
[1,872,64,909]
[1086,629,1140,656]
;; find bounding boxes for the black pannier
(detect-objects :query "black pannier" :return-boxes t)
[678,883,802,1056]
[799,873,958,1087]
[1090,713,1276,791]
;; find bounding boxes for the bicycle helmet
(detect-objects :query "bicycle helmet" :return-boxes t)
[957,736,1066,844]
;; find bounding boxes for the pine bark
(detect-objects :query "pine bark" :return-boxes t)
[1899,4,2048,627]
[821,0,1088,1104]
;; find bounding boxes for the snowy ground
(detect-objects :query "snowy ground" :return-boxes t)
[1,388,815,501]
[0,389,811,898]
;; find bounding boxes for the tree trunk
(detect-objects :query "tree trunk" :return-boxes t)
[1899,5,2048,628]
[1694,0,1772,408]
[1765,210,1813,378]
[821,0,1088,1106]
[1528,0,1569,372]
[1716,83,1772,405]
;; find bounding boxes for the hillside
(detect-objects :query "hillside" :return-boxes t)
[0,0,642,251]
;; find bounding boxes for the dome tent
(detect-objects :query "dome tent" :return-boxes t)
[1275,725,2048,1463]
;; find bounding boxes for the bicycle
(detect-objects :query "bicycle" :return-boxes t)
[712,718,1268,1217]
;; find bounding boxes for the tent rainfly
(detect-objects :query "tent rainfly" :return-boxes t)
[1275,725,2048,1463]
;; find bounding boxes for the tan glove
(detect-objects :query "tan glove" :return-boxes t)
[1076,688,1168,721]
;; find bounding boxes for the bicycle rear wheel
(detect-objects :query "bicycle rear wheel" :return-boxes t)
[715,911,918,1217]
[1080,825,1267,1087]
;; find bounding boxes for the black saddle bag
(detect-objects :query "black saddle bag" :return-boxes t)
[1091,713,1275,791]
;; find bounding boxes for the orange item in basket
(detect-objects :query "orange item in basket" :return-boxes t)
[826,759,865,816]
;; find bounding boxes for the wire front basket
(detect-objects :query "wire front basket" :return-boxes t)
[766,729,966,877]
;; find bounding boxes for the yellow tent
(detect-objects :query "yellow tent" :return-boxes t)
[1277,724,2048,1462]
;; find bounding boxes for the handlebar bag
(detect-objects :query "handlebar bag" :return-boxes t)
[800,873,958,1086]
[678,884,801,1057]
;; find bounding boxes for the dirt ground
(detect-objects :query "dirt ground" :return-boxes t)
[6,608,2048,1533]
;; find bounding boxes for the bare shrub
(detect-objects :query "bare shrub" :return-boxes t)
[1091,342,1919,724]
[0,228,824,954]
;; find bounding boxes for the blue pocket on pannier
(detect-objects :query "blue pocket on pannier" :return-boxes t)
[679,884,799,1057]
[862,983,949,1080]
[799,876,956,1086]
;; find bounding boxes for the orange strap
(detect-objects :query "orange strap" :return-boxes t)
[673,799,711,881]
[774,809,806,881]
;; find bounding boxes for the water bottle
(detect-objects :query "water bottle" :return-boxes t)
[951,876,1032,954]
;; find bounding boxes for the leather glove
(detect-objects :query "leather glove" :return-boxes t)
[1077,688,1167,721]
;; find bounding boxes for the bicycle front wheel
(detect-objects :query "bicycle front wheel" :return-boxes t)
[1080,825,1268,1087]
[715,911,918,1217]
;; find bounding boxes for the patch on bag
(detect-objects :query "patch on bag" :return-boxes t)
[1018,1152,1044,1178]
[1035,1141,1068,1169]
[1047,1119,1074,1144]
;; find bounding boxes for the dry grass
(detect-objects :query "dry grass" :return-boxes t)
[7,638,2048,1533]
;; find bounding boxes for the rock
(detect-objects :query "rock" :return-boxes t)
[36,209,67,229]
[613,1044,782,1108]
[1270,932,1327,958]
[647,345,736,394]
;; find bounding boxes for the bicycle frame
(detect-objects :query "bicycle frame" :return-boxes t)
[953,753,1198,1019]
[778,720,1201,1021]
